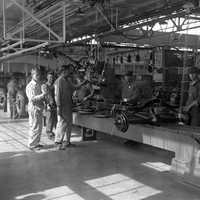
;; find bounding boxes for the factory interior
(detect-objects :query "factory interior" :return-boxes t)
[1,0,200,199]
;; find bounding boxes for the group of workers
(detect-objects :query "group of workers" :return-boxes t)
[6,63,200,150]
[26,65,89,150]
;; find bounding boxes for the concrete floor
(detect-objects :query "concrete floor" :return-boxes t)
[0,111,200,200]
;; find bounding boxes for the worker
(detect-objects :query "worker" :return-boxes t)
[54,64,88,150]
[26,67,47,150]
[74,69,94,103]
[43,71,57,140]
[121,72,140,105]
[184,67,200,126]
[100,63,116,102]
[16,78,27,118]
[7,76,18,119]
[115,75,122,100]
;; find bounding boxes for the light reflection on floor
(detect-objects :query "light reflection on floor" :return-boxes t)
[85,174,162,200]
[15,174,162,200]
[15,186,85,200]
[141,162,171,172]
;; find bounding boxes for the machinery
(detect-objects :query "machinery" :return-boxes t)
[112,88,189,133]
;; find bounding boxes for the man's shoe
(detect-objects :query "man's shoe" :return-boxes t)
[55,142,62,150]
[47,132,55,140]
[34,144,44,150]
[59,144,66,150]
[29,144,43,151]
[50,132,55,137]
[55,141,62,145]
[65,142,76,148]
[48,135,54,140]
[29,146,35,151]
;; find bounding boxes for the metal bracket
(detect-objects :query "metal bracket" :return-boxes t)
[169,16,190,32]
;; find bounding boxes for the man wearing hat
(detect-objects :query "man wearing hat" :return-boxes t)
[185,67,200,126]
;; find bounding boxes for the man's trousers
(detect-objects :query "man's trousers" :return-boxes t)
[28,108,43,148]
[55,116,72,143]
[46,109,57,134]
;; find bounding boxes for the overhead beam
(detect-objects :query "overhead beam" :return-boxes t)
[70,10,189,44]
[11,0,62,41]
[0,40,22,52]
[22,5,90,42]
[0,42,48,62]
[63,3,66,42]
[7,37,64,44]
[2,0,6,39]
[7,3,64,37]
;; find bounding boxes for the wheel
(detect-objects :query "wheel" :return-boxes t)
[114,112,129,133]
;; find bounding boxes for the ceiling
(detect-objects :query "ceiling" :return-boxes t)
[0,0,199,60]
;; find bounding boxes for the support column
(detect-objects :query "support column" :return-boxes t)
[171,134,200,186]
[7,61,11,73]
[1,63,4,72]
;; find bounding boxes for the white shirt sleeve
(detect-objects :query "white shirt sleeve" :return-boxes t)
[26,82,35,102]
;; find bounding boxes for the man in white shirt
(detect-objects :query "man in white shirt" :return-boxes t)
[26,67,46,150]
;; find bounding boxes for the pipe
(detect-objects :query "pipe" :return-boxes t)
[0,41,22,52]
[8,37,64,43]
[63,3,66,42]
[2,0,6,39]
[0,42,48,62]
